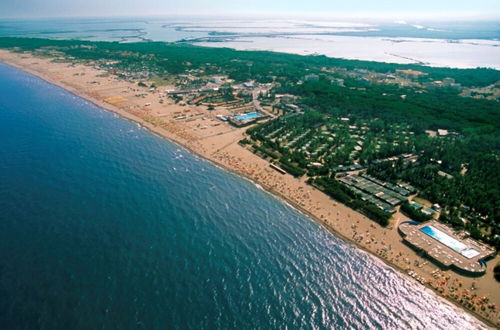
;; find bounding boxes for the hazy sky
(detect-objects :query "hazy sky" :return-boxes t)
[1,0,499,19]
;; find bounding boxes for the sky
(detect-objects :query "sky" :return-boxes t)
[1,0,499,19]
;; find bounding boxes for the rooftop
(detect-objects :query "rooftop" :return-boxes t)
[399,220,496,275]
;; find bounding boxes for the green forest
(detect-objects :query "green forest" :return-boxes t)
[0,37,499,88]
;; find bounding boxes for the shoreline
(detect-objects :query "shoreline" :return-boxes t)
[0,51,497,328]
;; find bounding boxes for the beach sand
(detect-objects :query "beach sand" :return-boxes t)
[1,50,498,327]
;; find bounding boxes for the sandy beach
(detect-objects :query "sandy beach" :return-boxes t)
[1,50,498,328]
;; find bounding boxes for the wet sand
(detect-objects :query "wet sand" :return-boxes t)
[1,50,498,328]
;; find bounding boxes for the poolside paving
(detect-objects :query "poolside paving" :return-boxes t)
[399,220,495,275]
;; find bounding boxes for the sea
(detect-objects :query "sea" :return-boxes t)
[0,17,499,69]
[0,62,488,327]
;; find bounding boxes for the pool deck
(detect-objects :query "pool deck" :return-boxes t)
[228,112,268,127]
[399,220,496,275]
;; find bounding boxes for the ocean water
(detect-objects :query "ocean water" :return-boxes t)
[0,63,487,329]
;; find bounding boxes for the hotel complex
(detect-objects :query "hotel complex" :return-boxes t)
[399,220,496,276]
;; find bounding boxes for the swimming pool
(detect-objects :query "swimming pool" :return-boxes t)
[233,112,262,122]
[420,226,479,259]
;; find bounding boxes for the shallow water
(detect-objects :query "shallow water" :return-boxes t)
[0,63,487,329]
[195,35,500,69]
[1,17,498,68]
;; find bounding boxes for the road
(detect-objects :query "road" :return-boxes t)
[252,88,274,118]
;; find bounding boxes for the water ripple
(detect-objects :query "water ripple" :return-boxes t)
[0,63,488,330]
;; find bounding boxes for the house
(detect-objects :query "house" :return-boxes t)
[437,129,449,136]
[304,74,319,82]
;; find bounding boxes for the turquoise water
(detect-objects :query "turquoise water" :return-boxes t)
[420,226,479,259]
[1,18,497,68]
[0,18,498,42]
[0,17,209,42]
[0,63,486,329]
[233,112,262,122]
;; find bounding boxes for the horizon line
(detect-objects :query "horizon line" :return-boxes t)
[1,12,499,22]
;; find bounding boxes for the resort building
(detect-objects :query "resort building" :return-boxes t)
[399,220,496,276]
[304,74,319,82]
[338,174,409,213]
[228,112,267,127]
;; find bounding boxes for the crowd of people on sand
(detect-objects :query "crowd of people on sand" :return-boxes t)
[426,269,499,321]
[211,151,341,220]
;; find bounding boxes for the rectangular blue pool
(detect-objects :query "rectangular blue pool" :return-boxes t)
[420,225,479,259]
[233,112,262,122]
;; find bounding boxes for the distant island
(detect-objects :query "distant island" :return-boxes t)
[0,37,498,327]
